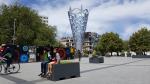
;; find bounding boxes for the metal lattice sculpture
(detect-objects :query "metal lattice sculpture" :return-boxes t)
[68,6,89,52]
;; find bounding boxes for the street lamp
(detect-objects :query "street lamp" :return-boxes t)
[12,18,16,45]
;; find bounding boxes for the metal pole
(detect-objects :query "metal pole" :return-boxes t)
[13,18,16,45]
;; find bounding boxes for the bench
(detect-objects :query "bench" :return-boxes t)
[49,62,80,81]
[132,55,150,58]
[89,56,104,63]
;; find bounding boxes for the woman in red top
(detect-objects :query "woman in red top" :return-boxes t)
[46,52,60,77]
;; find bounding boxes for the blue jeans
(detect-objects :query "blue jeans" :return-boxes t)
[5,56,12,68]
[41,61,49,75]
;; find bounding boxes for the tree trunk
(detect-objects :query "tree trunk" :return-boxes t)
[111,52,112,56]
[117,52,119,56]
[144,52,146,55]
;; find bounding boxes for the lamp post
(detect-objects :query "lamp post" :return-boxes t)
[12,18,16,45]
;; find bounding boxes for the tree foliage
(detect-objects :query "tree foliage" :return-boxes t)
[123,40,129,51]
[0,3,57,46]
[129,28,150,55]
[95,32,123,56]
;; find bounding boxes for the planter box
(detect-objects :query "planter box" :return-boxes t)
[50,62,80,81]
[89,56,104,63]
[132,55,150,58]
[127,55,131,57]
[127,53,131,57]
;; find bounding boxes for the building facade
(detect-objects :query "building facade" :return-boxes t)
[60,37,74,47]
[40,16,48,25]
[60,32,99,54]
[83,32,99,54]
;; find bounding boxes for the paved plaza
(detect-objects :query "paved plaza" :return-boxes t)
[0,57,150,84]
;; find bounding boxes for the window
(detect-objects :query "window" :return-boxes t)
[90,46,92,49]
[89,37,91,41]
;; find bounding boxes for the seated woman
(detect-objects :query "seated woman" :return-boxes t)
[46,51,60,77]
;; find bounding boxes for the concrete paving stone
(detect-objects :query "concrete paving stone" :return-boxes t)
[0,57,150,84]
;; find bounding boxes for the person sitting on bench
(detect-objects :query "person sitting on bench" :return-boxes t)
[46,51,60,77]
[39,49,52,77]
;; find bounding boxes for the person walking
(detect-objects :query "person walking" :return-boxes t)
[77,50,82,62]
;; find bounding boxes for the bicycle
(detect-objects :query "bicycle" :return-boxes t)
[0,56,20,74]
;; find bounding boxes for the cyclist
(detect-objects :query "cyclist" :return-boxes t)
[0,45,4,56]
[1,44,14,73]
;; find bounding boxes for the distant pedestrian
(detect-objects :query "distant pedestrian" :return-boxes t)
[77,50,82,61]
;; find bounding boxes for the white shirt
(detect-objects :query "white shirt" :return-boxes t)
[48,51,51,59]
[56,53,60,60]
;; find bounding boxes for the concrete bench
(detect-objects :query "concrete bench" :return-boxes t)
[89,56,104,63]
[49,62,80,81]
[132,55,150,58]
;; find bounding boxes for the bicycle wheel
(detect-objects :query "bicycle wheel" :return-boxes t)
[9,63,20,73]
[2,63,7,73]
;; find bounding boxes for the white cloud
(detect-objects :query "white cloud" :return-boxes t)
[121,24,140,40]
[0,0,14,6]
[2,0,150,40]
[87,0,150,39]
[91,0,150,22]
[0,0,9,5]
[85,0,150,40]
[121,23,150,40]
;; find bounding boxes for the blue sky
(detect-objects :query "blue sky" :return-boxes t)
[1,0,150,40]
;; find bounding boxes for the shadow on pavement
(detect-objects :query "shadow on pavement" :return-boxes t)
[0,72,21,75]
[0,72,53,84]
[81,59,144,73]
[0,59,146,84]
[0,74,33,84]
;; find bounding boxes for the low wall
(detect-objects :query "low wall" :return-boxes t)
[89,56,104,63]
[50,62,80,81]
[132,55,150,58]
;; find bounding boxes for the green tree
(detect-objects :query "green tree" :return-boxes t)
[52,40,65,48]
[123,40,129,51]
[129,28,150,55]
[0,3,57,46]
[96,32,123,56]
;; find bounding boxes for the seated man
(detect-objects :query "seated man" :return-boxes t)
[46,51,60,77]
[39,50,52,77]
